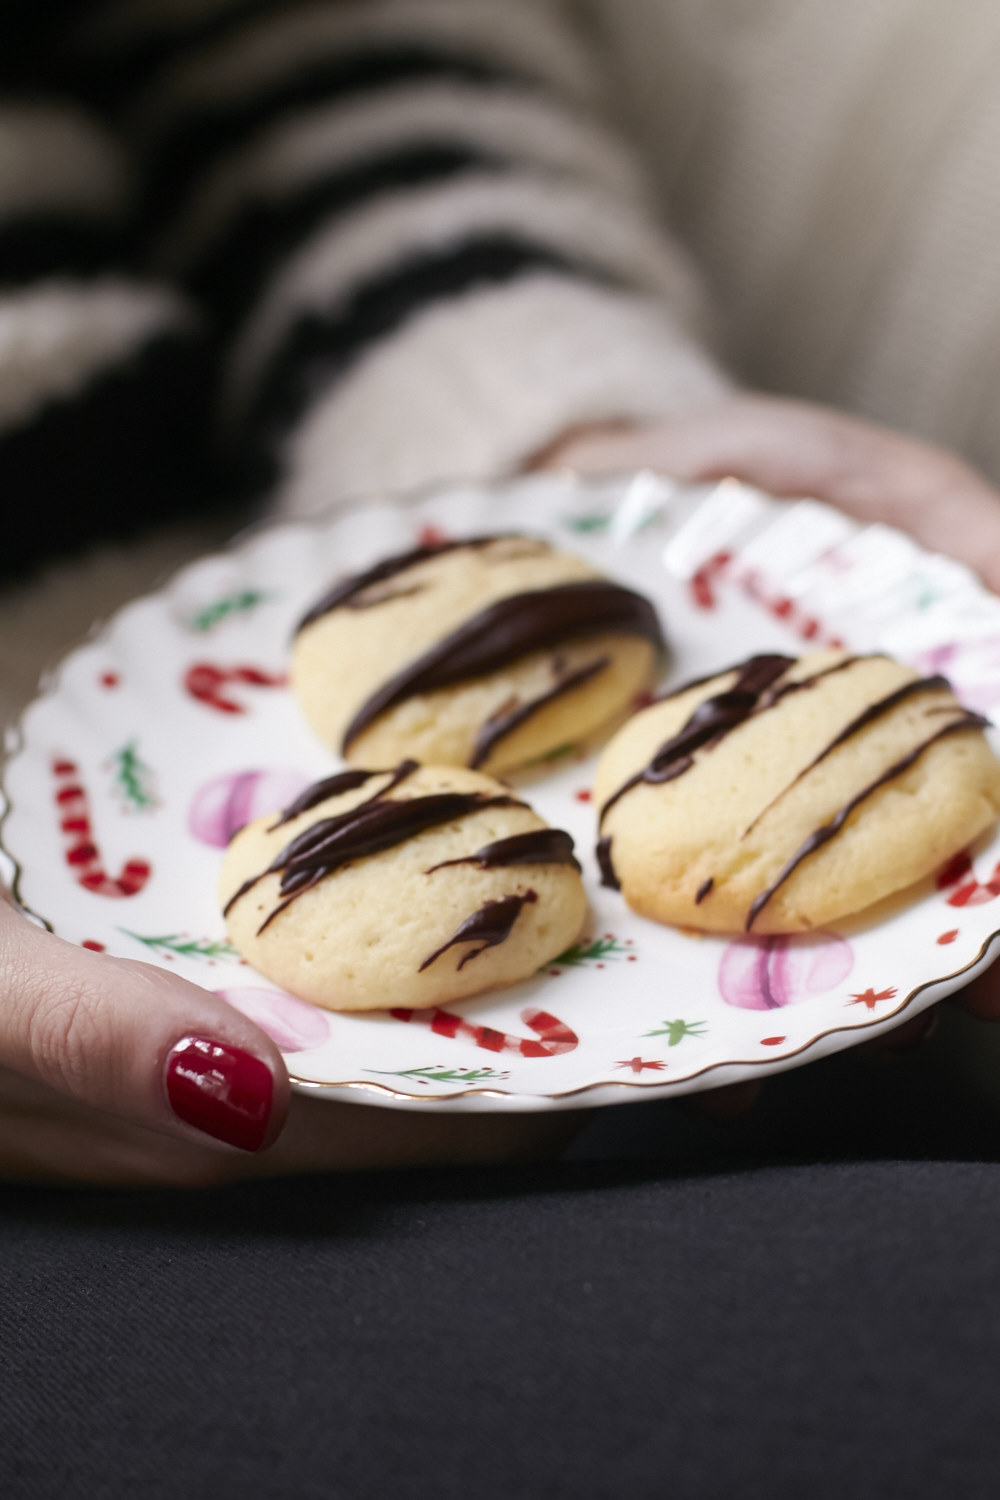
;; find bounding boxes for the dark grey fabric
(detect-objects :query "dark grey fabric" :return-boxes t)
[4,1148,1000,1500]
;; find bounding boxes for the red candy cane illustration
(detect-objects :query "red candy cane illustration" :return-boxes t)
[391,1005,578,1058]
[184,663,286,715]
[689,550,731,610]
[939,851,1000,908]
[417,523,450,547]
[737,569,844,650]
[52,758,151,897]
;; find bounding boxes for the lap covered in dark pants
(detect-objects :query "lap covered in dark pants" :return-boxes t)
[4,1011,1000,1500]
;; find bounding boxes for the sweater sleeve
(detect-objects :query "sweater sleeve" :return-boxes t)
[0,96,213,583]
[91,0,734,513]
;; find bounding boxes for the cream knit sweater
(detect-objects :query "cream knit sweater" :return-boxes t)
[587,0,1000,480]
[4,0,1000,729]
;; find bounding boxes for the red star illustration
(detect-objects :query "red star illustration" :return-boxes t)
[614,1056,666,1074]
[847,986,897,1011]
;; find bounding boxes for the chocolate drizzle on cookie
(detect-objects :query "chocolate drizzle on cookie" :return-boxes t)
[341,579,664,753]
[740,673,952,838]
[596,835,620,890]
[598,654,795,824]
[745,710,990,929]
[224,764,527,933]
[295,535,531,630]
[595,646,994,930]
[347,582,427,611]
[801,674,951,768]
[268,767,390,828]
[470,656,609,769]
[426,828,580,874]
[418,891,538,972]
[597,653,876,830]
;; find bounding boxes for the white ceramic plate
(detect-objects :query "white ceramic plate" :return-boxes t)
[5,472,1000,1113]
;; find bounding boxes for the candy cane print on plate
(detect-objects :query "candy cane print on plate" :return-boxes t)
[390,1005,578,1058]
[938,850,1000,908]
[8,473,1000,1110]
[183,662,286,714]
[52,758,151,898]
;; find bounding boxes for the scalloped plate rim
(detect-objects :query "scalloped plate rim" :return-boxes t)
[3,470,1000,1112]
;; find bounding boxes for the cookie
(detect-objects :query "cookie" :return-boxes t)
[219,761,587,1012]
[593,650,1000,935]
[290,534,664,775]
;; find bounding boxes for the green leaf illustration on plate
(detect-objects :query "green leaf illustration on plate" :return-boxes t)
[550,935,631,967]
[119,929,241,961]
[562,509,660,537]
[536,743,575,764]
[562,511,611,534]
[365,1066,510,1084]
[642,1019,709,1046]
[108,739,158,812]
[187,589,276,633]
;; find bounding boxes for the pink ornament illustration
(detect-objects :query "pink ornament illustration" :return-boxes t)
[214,987,333,1051]
[915,638,1000,716]
[188,768,310,847]
[718,932,854,1010]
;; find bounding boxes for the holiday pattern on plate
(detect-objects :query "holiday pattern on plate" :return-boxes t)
[4,474,1000,1109]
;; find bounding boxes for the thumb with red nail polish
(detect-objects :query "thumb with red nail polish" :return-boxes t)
[0,897,288,1179]
[166,1036,275,1152]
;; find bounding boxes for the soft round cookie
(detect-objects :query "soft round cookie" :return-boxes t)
[290,534,664,776]
[593,650,1000,935]
[219,761,587,1012]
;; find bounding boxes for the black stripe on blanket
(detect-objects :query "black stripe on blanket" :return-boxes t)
[0,0,83,92]
[0,218,125,287]
[143,49,530,237]
[70,0,293,111]
[0,329,217,581]
[235,236,613,483]
[186,145,505,328]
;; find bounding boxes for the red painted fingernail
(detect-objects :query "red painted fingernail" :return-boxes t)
[165,1037,273,1152]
